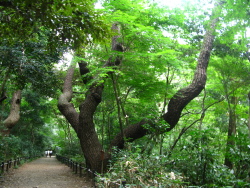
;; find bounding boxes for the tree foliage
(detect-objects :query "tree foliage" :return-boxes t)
[1,0,250,187]
[0,0,109,49]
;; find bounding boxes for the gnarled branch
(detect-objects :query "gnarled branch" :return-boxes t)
[57,62,80,131]
[110,2,223,150]
[3,90,22,135]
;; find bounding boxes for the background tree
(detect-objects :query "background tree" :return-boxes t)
[0,0,108,49]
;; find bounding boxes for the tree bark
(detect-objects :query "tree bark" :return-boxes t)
[58,3,223,173]
[163,13,219,128]
[248,92,250,138]
[110,119,153,149]
[57,62,80,132]
[2,90,22,136]
[224,96,237,169]
[0,68,10,104]
[58,23,124,173]
[111,73,124,139]
[77,23,124,172]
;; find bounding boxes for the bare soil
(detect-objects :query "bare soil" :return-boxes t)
[0,156,94,188]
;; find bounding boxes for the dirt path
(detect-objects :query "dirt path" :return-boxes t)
[0,156,94,188]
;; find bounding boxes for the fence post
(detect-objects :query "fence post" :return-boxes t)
[75,163,78,174]
[9,159,12,169]
[6,161,9,172]
[80,165,83,177]
[122,181,126,187]
[67,158,70,167]
[1,162,4,174]
[70,160,73,169]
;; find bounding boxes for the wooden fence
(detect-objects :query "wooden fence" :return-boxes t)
[56,155,86,177]
[0,156,39,175]
[56,154,126,187]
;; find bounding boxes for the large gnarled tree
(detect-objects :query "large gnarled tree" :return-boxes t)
[58,1,223,173]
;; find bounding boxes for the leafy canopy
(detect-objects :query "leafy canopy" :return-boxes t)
[0,0,109,49]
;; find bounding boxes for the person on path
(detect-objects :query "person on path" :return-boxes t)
[45,150,48,157]
[49,150,53,158]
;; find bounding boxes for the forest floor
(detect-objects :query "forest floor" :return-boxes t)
[0,156,94,188]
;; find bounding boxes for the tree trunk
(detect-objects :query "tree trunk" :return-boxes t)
[111,73,124,138]
[0,68,10,104]
[248,92,250,138]
[224,96,237,169]
[163,11,219,128]
[2,90,22,136]
[57,62,80,132]
[58,23,123,173]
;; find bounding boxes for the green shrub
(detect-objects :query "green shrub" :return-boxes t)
[0,135,22,161]
[95,149,184,188]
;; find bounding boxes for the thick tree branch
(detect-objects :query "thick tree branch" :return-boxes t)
[167,98,224,157]
[0,95,7,103]
[110,119,153,150]
[74,23,124,172]
[163,12,220,128]
[78,61,92,84]
[110,2,223,150]
[57,62,79,131]
[0,68,10,104]
[3,90,22,134]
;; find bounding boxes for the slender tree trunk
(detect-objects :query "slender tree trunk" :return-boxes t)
[248,92,250,138]
[224,96,237,169]
[111,73,124,138]
[0,68,10,104]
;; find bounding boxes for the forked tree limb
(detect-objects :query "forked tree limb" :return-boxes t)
[163,12,220,128]
[77,23,125,172]
[57,62,80,131]
[58,23,124,172]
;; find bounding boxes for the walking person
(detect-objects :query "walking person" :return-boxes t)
[45,150,48,157]
[49,150,52,158]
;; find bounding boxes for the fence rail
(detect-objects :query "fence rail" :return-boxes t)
[0,156,39,175]
[56,154,125,187]
[56,155,86,177]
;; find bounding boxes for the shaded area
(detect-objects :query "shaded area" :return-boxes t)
[0,157,93,188]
